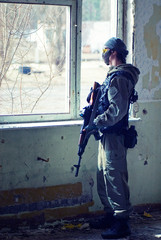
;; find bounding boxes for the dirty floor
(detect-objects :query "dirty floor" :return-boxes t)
[0,211,161,240]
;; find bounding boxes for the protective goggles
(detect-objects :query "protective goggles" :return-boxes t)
[102,48,110,54]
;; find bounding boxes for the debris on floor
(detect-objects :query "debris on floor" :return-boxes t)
[0,211,160,239]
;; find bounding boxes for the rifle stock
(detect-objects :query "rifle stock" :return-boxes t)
[74,82,101,177]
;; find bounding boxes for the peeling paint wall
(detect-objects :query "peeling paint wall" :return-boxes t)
[129,0,161,205]
[0,125,98,220]
[135,0,161,100]
[0,0,161,222]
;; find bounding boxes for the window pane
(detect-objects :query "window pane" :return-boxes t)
[81,0,117,108]
[0,3,70,115]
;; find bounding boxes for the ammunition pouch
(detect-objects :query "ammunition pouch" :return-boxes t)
[123,125,138,149]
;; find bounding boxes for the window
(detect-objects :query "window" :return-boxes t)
[0,0,80,123]
[80,0,117,109]
[0,0,118,124]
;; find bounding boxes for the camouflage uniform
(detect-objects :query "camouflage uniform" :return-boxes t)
[94,64,140,219]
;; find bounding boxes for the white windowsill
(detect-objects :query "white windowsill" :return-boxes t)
[0,118,141,130]
[0,120,83,130]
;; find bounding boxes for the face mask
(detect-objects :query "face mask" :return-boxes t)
[102,48,111,65]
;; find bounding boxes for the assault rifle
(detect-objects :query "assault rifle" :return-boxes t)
[74,82,101,177]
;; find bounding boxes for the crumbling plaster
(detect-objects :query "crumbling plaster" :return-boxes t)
[134,0,161,100]
[128,0,161,206]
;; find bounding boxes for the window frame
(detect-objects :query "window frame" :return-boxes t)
[0,0,82,123]
[0,0,127,124]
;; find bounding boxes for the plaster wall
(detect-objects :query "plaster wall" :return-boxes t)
[0,0,161,221]
[131,0,161,204]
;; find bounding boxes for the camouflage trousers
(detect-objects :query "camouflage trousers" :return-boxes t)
[97,132,132,219]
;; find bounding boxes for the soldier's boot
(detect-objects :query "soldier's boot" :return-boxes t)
[89,212,115,229]
[101,217,131,239]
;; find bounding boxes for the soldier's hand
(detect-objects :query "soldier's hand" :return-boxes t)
[85,123,98,132]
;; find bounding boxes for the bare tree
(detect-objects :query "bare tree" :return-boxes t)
[0,3,67,115]
[35,5,66,70]
[0,3,32,85]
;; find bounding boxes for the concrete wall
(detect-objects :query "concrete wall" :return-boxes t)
[0,123,101,220]
[131,0,161,204]
[0,0,161,221]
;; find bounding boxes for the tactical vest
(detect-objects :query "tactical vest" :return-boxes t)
[97,71,136,134]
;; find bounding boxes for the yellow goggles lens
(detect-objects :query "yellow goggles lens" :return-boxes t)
[102,48,109,54]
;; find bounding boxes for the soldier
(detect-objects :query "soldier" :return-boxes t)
[89,37,140,239]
